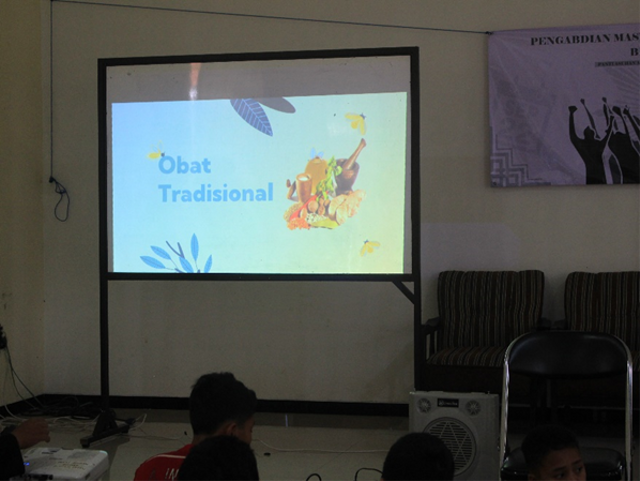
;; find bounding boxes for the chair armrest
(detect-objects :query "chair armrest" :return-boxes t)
[421,317,443,358]
[422,316,442,336]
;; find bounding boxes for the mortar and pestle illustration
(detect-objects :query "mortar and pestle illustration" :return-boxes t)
[286,157,328,203]
[286,138,366,201]
[335,138,366,196]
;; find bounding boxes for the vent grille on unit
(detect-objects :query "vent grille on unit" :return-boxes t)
[417,398,432,414]
[425,418,475,475]
[465,399,482,416]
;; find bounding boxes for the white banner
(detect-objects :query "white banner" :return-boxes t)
[489,24,640,186]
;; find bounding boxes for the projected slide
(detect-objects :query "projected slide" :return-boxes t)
[104,50,415,276]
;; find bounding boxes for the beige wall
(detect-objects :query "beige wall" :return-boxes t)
[0,0,45,405]
[1,0,639,405]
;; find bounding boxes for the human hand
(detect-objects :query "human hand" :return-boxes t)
[11,418,50,449]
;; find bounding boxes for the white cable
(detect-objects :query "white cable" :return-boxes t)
[254,438,387,454]
[127,413,189,441]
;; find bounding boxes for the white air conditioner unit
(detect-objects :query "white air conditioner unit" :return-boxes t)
[410,391,499,480]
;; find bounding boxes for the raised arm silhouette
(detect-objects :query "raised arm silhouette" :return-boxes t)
[568,101,613,184]
[610,105,639,183]
[622,106,640,155]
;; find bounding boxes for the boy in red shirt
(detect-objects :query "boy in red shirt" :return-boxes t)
[134,372,256,481]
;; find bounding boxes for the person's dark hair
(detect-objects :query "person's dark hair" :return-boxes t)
[189,372,257,435]
[177,435,259,480]
[521,424,580,473]
[382,432,455,481]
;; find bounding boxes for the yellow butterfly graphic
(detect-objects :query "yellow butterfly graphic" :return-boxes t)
[346,113,366,135]
[147,142,164,160]
[360,240,380,256]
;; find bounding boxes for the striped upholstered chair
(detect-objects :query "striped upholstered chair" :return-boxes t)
[564,271,639,375]
[420,270,545,394]
[528,271,640,410]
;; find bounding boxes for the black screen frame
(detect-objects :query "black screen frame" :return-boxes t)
[98,46,420,283]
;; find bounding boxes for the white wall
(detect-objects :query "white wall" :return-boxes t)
[0,0,45,406]
[4,0,639,406]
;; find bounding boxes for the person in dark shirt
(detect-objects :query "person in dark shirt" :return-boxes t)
[381,432,454,481]
[521,424,586,481]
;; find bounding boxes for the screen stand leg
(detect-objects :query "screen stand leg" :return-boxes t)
[80,409,131,448]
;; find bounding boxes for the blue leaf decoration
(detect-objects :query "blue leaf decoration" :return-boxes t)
[191,234,199,262]
[204,255,213,273]
[230,99,273,136]
[141,256,166,269]
[151,246,172,260]
[254,97,296,113]
[180,257,194,273]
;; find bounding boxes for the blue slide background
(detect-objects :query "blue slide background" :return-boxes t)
[111,92,407,274]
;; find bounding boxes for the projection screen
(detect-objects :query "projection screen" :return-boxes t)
[100,47,419,280]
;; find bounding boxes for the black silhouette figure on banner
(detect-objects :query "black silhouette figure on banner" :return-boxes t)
[568,100,613,184]
[623,108,640,154]
[596,97,622,184]
[606,99,640,183]
[569,98,640,184]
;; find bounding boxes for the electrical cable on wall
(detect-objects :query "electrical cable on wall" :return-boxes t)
[0,330,99,421]
[51,0,492,36]
[49,176,70,222]
[49,0,70,222]
[3,347,44,412]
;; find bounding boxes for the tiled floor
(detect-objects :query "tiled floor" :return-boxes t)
[10,408,639,480]
[40,410,407,481]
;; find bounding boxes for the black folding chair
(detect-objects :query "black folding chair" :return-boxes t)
[499,331,633,481]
